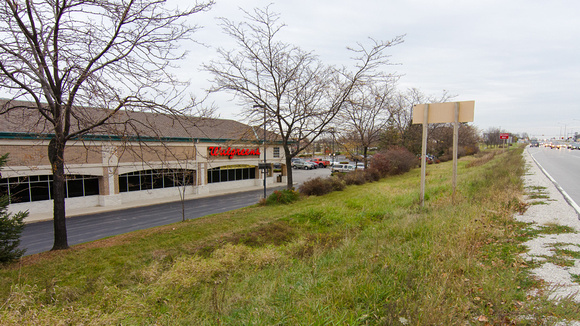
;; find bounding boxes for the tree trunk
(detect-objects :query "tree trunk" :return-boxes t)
[284,146,293,189]
[180,187,186,222]
[363,146,368,169]
[48,138,69,250]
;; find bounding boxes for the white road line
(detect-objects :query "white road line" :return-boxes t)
[528,148,580,219]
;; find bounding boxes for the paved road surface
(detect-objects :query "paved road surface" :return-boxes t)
[20,187,282,256]
[19,168,332,256]
[527,146,580,208]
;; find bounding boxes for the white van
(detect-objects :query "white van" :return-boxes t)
[331,164,356,173]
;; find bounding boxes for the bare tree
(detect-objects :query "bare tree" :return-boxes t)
[429,123,480,158]
[0,0,213,250]
[380,88,456,154]
[204,6,403,188]
[338,78,397,168]
[483,127,503,147]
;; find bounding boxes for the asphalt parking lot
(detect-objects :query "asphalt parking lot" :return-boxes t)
[291,166,332,186]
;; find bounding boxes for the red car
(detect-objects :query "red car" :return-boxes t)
[309,158,330,168]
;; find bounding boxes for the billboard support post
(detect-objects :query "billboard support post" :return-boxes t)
[413,101,475,207]
[420,104,429,206]
[452,102,459,203]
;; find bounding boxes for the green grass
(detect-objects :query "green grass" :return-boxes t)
[525,185,552,202]
[1,146,579,324]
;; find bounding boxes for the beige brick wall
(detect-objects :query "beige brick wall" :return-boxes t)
[0,144,49,166]
[116,144,196,163]
[0,142,198,168]
[0,143,101,166]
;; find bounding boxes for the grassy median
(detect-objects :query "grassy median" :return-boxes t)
[1,146,579,325]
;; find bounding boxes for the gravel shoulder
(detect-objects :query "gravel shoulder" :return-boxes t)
[517,147,580,304]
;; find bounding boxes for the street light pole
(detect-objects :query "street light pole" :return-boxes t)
[328,127,335,164]
[254,104,267,199]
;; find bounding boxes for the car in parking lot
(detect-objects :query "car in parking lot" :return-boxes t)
[331,163,356,174]
[292,158,316,170]
[309,158,330,168]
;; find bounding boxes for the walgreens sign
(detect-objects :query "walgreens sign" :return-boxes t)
[208,146,261,159]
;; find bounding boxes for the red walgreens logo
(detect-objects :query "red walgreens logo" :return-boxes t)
[209,146,261,159]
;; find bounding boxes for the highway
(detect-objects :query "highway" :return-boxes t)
[527,146,580,209]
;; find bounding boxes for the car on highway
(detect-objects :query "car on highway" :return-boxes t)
[292,159,316,170]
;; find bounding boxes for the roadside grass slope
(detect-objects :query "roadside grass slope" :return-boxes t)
[1,147,578,324]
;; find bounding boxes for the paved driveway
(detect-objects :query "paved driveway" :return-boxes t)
[19,186,285,256]
[18,167,333,256]
[290,166,332,185]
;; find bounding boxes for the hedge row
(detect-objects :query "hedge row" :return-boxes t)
[299,147,418,197]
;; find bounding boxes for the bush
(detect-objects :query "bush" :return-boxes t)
[383,147,418,175]
[300,147,418,197]
[438,144,480,162]
[338,170,367,185]
[371,147,418,176]
[0,154,28,263]
[364,168,382,182]
[299,177,345,196]
[464,144,480,156]
[369,152,391,177]
[326,176,346,192]
[438,154,451,163]
[0,198,27,263]
[265,189,300,205]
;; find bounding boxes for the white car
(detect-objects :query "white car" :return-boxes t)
[331,164,356,173]
[292,159,316,170]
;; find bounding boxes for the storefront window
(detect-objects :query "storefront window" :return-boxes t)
[207,165,256,183]
[118,169,195,193]
[0,174,99,204]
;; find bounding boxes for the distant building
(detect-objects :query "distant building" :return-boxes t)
[0,100,286,219]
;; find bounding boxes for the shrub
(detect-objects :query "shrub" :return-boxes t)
[327,176,346,192]
[338,170,367,185]
[369,152,391,177]
[464,144,480,156]
[372,147,418,176]
[0,199,27,263]
[364,167,382,182]
[265,189,300,205]
[0,154,28,263]
[299,177,345,196]
[299,177,330,196]
[382,147,418,175]
[438,154,451,163]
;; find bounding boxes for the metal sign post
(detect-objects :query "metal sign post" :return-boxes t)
[420,104,429,205]
[500,133,509,148]
[413,101,475,206]
[452,102,459,203]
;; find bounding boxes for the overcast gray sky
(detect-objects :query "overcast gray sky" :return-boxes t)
[182,0,579,139]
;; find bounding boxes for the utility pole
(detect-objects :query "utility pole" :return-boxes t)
[254,104,267,199]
